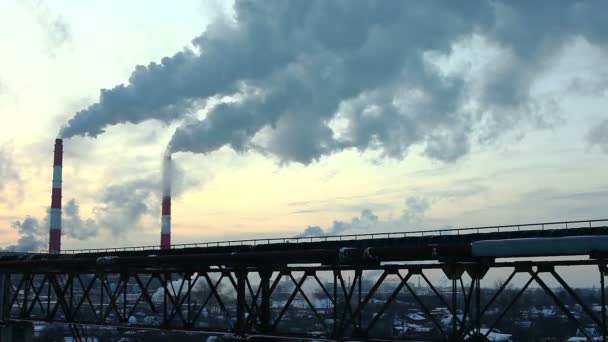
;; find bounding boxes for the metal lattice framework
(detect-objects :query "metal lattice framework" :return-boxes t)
[2,220,608,340]
[1,258,608,341]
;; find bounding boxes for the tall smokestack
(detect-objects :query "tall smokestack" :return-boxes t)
[49,138,63,253]
[161,154,171,249]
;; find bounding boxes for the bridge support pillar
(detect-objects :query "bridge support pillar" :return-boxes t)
[600,262,607,342]
[235,269,247,335]
[442,263,464,341]
[0,273,7,322]
[467,264,489,337]
[0,273,32,342]
[0,322,34,342]
[471,273,483,338]
[259,270,272,333]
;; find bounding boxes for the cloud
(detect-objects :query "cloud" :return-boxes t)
[457,186,608,225]
[60,1,608,166]
[19,0,71,56]
[402,196,431,224]
[0,143,23,205]
[0,145,20,191]
[0,154,201,248]
[2,217,46,252]
[93,158,198,235]
[296,209,379,237]
[1,197,101,252]
[293,188,487,237]
[293,181,607,240]
[3,188,153,250]
[409,180,488,203]
[63,199,99,240]
[93,178,158,235]
[587,119,608,153]
[298,226,324,237]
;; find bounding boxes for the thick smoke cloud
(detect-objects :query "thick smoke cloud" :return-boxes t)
[587,119,608,153]
[297,209,378,237]
[61,1,608,164]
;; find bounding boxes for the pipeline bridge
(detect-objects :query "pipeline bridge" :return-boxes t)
[2,219,608,341]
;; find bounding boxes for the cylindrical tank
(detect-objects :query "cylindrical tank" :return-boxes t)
[472,235,608,257]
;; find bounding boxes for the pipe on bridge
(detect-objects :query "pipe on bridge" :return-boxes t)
[0,249,346,272]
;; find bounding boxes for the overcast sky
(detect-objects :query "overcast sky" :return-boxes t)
[0,0,607,253]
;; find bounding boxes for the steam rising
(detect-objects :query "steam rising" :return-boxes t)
[60,1,608,164]
[162,154,172,198]
[93,157,194,235]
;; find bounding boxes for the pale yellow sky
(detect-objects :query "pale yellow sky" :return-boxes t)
[0,1,607,251]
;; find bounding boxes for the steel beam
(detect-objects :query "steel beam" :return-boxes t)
[2,257,608,341]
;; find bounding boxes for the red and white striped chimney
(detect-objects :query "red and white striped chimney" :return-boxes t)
[161,154,171,249]
[49,138,63,253]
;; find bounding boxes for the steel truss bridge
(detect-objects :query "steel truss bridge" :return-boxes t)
[1,219,608,341]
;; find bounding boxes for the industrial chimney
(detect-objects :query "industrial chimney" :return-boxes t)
[161,154,171,249]
[49,138,63,253]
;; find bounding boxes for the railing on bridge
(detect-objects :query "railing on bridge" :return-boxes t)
[47,219,608,255]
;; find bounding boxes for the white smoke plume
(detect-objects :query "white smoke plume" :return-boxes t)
[93,157,195,235]
[60,1,608,165]
[162,154,172,198]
